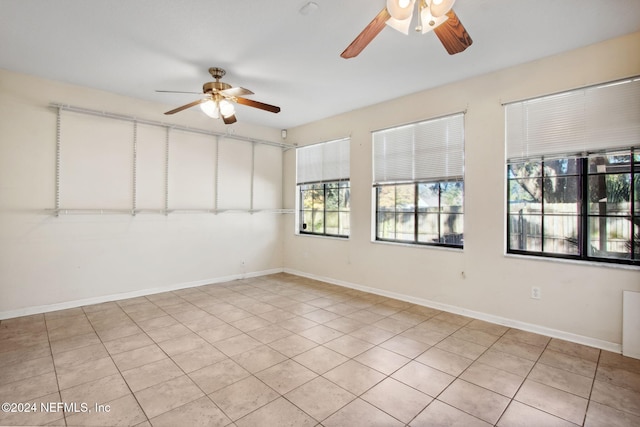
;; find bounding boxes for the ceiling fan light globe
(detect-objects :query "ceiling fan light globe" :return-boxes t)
[219,99,235,118]
[430,0,455,17]
[200,100,219,118]
[386,0,415,20]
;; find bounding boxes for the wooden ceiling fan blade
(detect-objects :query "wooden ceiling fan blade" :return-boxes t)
[433,10,473,55]
[341,7,391,59]
[219,87,254,97]
[164,98,207,115]
[235,97,281,114]
[222,114,237,125]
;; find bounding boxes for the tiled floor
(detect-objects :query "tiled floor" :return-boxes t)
[1,273,639,426]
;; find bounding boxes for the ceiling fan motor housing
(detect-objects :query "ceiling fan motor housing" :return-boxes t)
[203,81,232,94]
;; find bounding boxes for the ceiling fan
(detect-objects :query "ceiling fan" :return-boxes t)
[158,67,280,124]
[341,0,472,59]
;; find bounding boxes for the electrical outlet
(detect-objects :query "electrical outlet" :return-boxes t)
[531,286,541,299]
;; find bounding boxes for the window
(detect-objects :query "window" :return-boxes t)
[296,138,350,237]
[373,113,465,248]
[506,77,640,265]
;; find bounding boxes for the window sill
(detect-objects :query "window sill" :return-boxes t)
[295,233,350,242]
[371,239,464,253]
[504,253,640,271]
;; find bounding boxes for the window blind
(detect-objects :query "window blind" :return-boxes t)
[296,137,350,184]
[373,113,464,185]
[505,77,640,162]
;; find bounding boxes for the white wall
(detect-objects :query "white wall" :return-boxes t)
[0,68,285,317]
[283,32,640,350]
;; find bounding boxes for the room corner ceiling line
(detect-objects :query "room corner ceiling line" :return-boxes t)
[49,103,293,149]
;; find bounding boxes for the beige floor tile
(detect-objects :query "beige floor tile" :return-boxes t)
[436,335,488,360]
[135,375,204,419]
[255,359,318,394]
[324,334,374,358]
[497,400,579,427]
[111,344,166,371]
[596,363,640,393]
[0,341,51,366]
[416,346,473,376]
[53,342,109,369]
[354,346,410,375]
[285,376,356,421]
[197,323,243,344]
[135,314,178,332]
[246,324,293,344]
[232,345,288,373]
[95,323,143,341]
[349,325,395,345]
[389,309,429,326]
[5,275,640,427]
[599,351,640,374]
[476,348,535,377]
[539,348,598,378]
[258,308,298,323]
[590,379,640,417]
[188,358,250,394]
[400,325,450,346]
[362,377,432,423]
[65,393,147,426]
[492,336,545,361]
[0,355,54,384]
[584,400,640,427]
[276,316,319,333]
[323,398,404,427]
[465,319,509,337]
[452,326,501,347]
[49,331,102,355]
[157,332,207,356]
[293,345,349,374]
[346,309,386,324]
[56,356,119,390]
[548,338,601,363]
[0,391,65,427]
[0,371,58,402]
[323,360,385,395]
[231,315,272,332]
[411,399,492,427]
[392,360,455,397]
[460,361,525,398]
[433,312,472,327]
[298,324,343,344]
[235,397,316,427]
[302,308,341,324]
[209,376,279,421]
[372,316,413,334]
[504,329,551,348]
[515,379,588,425]
[439,379,510,424]
[529,363,593,398]
[122,358,183,392]
[214,333,263,357]
[268,334,317,357]
[171,343,227,373]
[149,396,231,427]
[146,323,192,343]
[180,313,225,332]
[378,334,431,358]
[60,373,130,406]
[323,316,365,334]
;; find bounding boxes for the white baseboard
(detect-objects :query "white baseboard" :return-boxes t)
[284,268,622,354]
[0,268,283,320]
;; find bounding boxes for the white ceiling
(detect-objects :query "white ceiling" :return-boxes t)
[2,0,640,129]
